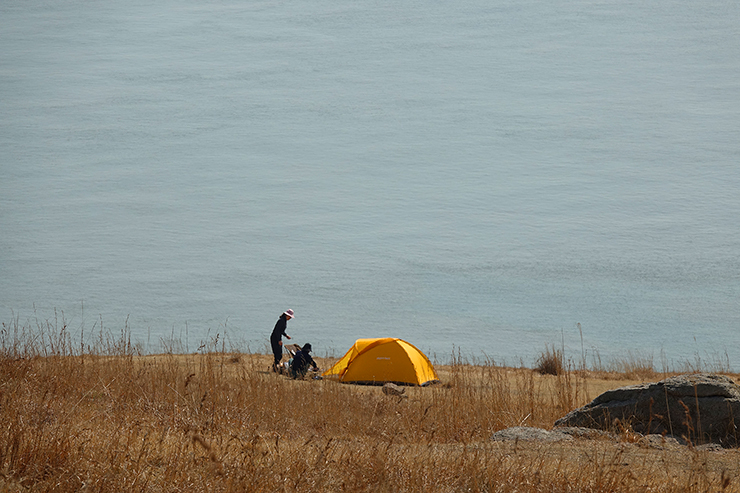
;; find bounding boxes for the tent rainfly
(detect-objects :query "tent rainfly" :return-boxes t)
[322,338,439,386]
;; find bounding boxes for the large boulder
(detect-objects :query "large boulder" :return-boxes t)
[555,373,740,447]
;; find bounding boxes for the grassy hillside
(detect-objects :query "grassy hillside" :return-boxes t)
[1,323,739,492]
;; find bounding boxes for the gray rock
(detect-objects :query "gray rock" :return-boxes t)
[696,443,725,452]
[491,426,574,443]
[639,434,683,449]
[382,382,407,397]
[554,426,614,440]
[555,373,740,447]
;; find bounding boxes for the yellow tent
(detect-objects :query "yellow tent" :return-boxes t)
[322,338,439,386]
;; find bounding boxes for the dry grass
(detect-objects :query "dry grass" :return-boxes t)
[534,344,564,376]
[2,320,740,492]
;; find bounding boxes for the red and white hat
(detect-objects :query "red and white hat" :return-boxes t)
[283,309,295,319]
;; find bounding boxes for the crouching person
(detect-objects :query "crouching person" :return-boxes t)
[290,343,318,379]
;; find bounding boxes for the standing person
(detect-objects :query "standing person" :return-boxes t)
[270,309,294,372]
[290,343,318,379]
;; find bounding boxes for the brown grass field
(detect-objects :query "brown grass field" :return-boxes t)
[1,324,739,492]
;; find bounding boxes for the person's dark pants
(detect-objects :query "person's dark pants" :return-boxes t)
[271,338,282,368]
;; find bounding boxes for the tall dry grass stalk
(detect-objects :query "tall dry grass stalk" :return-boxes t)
[1,318,739,491]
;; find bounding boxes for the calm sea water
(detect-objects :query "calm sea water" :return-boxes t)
[1,0,739,369]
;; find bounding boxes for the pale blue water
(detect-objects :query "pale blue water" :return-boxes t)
[1,0,739,369]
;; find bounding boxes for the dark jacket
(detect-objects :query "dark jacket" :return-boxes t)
[290,349,317,374]
[271,315,288,343]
